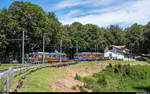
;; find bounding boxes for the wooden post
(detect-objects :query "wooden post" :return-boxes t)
[17,66,19,77]
[6,67,13,92]
[9,70,14,91]
[1,75,5,93]
[6,71,10,92]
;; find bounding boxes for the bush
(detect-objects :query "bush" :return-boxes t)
[76,85,88,92]
[146,59,150,63]
[83,76,97,89]
[75,73,82,81]
[97,74,108,87]
[79,86,88,92]
[76,64,150,92]
[72,86,77,90]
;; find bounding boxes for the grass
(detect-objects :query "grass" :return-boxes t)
[19,68,63,92]
[0,68,31,91]
[0,67,9,70]
[0,65,42,92]
[0,63,22,66]
[75,64,150,92]
[146,59,150,63]
[77,60,145,69]
[0,60,147,92]
[0,62,73,92]
[100,60,143,64]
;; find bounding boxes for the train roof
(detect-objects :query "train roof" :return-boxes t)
[74,52,103,55]
[27,52,66,55]
[28,52,49,55]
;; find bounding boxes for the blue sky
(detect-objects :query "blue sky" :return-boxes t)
[0,0,150,28]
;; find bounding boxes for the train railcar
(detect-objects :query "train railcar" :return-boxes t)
[73,52,104,61]
[25,51,69,63]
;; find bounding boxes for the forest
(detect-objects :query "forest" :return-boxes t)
[0,1,150,63]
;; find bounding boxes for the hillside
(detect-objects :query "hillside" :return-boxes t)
[12,60,150,92]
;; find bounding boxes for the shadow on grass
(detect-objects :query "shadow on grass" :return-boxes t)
[134,86,150,92]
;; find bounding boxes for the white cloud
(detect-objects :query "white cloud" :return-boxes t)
[61,10,81,20]
[52,0,90,11]
[52,0,116,11]
[91,0,115,7]
[60,0,150,28]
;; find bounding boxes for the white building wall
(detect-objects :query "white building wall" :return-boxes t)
[104,47,135,61]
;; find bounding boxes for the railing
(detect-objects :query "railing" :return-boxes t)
[0,64,40,93]
[0,61,78,93]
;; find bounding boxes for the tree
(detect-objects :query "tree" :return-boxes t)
[0,8,21,63]
[108,25,126,45]
[125,23,144,54]
[8,1,49,52]
[46,12,62,52]
[143,22,150,53]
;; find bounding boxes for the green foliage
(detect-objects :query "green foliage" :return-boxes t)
[76,85,88,92]
[1,0,150,62]
[72,86,77,90]
[125,23,145,53]
[77,64,150,92]
[146,59,150,63]
[75,73,82,81]
[79,86,88,92]
[83,76,98,89]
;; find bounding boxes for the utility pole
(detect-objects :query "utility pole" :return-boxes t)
[43,33,46,63]
[60,40,62,63]
[76,42,79,54]
[95,45,97,61]
[43,34,45,53]
[0,31,28,64]
[22,31,24,65]
[76,42,79,61]
[96,44,98,61]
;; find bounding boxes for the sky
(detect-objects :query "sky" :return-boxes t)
[0,0,150,28]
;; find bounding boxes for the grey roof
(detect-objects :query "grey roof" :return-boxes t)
[28,51,66,55]
[74,52,103,55]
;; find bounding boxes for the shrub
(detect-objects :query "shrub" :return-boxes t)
[107,63,112,68]
[146,59,150,63]
[75,73,82,81]
[93,72,101,78]
[97,74,108,87]
[83,76,97,89]
[77,64,150,92]
[76,85,88,92]
[72,86,76,90]
[79,86,88,92]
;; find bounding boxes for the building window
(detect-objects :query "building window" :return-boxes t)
[109,53,112,57]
